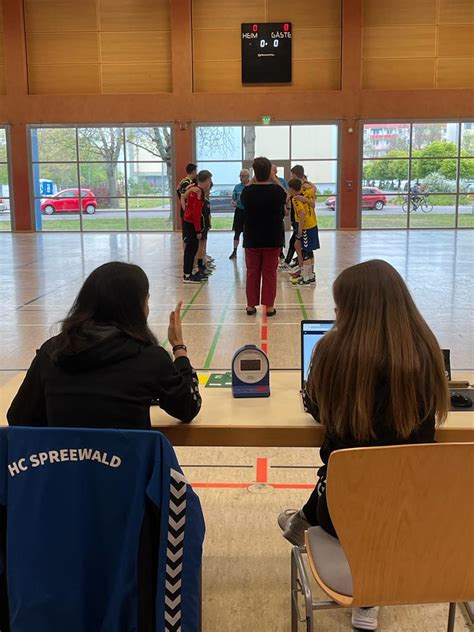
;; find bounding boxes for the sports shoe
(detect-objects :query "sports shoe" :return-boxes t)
[229,251,237,260]
[183,273,206,284]
[278,262,290,271]
[206,255,215,263]
[351,607,379,631]
[290,275,302,285]
[297,277,313,286]
[277,509,311,547]
[289,258,299,269]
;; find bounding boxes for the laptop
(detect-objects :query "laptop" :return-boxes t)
[300,320,335,411]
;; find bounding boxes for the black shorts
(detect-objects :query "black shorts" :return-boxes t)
[232,209,245,235]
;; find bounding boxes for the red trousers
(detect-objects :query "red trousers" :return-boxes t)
[245,247,280,308]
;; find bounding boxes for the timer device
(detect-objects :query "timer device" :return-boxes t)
[231,345,270,398]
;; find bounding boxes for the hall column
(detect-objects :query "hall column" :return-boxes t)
[2,0,32,231]
[339,0,362,230]
[171,0,194,231]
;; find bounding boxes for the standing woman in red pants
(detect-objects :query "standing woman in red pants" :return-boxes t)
[240,157,287,317]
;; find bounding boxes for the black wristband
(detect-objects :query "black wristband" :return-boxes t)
[172,344,187,353]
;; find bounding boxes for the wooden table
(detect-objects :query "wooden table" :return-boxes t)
[1,371,473,447]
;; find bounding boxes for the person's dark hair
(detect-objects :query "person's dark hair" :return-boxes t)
[185,163,197,175]
[291,165,305,178]
[287,178,302,192]
[52,262,157,359]
[197,169,212,183]
[252,157,272,182]
[306,260,449,442]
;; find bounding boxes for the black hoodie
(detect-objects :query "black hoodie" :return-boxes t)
[7,328,202,428]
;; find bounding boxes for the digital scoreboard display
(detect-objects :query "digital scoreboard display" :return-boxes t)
[241,22,292,84]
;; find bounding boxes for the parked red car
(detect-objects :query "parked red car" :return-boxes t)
[325,187,387,211]
[41,189,97,215]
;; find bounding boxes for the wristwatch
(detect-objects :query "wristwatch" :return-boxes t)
[172,344,187,353]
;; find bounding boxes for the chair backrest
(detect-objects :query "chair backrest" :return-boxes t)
[0,426,204,632]
[327,443,474,607]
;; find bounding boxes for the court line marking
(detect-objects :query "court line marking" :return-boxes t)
[159,281,207,348]
[192,483,314,489]
[203,287,234,369]
[296,288,309,320]
[261,309,268,354]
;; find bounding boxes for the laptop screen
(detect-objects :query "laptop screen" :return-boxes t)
[300,320,335,387]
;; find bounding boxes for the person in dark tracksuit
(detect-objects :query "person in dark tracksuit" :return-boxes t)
[8,262,201,429]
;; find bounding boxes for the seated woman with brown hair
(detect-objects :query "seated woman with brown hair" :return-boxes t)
[278,259,449,631]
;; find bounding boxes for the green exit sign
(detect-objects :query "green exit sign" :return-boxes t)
[261,116,271,125]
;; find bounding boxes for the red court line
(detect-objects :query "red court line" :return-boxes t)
[256,457,268,483]
[261,307,268,354]
[192,482,314,490]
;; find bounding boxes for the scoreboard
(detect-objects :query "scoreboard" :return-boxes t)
[241,22,292,84]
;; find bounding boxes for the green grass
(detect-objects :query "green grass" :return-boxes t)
[210,216,337,230]
[363,213,474,229]
[0,220,12,231]
[39,218,173,231]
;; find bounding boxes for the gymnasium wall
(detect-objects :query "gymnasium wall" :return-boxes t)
[0,1,5,94]
[192,0,342,92]
[362,0,474,90]
[0,0,473,231]
[24,0,172,94]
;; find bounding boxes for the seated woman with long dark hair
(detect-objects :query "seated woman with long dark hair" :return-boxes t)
[8,262,201,428]
[278,259,449,631]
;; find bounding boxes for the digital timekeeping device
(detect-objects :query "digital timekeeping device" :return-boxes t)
[241,22,292,84]
[231,345,270,398]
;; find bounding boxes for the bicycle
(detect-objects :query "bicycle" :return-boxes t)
[402,194,433,213]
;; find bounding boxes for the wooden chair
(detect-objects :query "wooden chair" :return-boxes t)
[290,443,474,631]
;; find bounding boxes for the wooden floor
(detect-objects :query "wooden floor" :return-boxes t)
[1,230,473,631]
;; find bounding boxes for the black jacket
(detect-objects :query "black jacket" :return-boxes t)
[241,183,286,248]
[7,328,201,429]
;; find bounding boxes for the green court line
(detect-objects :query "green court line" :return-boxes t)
[203,289,234,369]
[160,281,207,348]
[296,288,308,320]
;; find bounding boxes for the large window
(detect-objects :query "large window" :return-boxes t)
[0,128,11,231]
[362,122,474,229]
[30,126,173,232]
[195,123,339,229]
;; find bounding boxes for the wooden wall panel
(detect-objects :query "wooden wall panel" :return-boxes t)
[27,32,99,64]
[363,26,436,59]
[0,0,5,94]
[438,26,474,58]
[362,0,474,90]
[98,0,170,32]
[24,0,97,32]
[24,0,172,94]
[363,0,437,26]
[100,31,171,63]
[101,63,171,93]
[362,59,435,89]
[267,0,341,27]
[193,0,342,92]
[293,28,341,60]
[28,63,101,94]
[192,0,265,29]
[439,0,474,24]
[193,30,240,62]
[437,58,474,88]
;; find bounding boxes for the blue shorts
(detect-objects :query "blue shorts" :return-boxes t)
[301,226,320,253]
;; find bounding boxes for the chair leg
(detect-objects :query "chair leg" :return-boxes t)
[447,603,456,632]
[291,548,298,632]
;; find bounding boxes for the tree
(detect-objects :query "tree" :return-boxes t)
[243,126,256,160]
[78,128,123,206]
[412,124,446,150]
[195,126,238,160]
[126,127,171,192]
